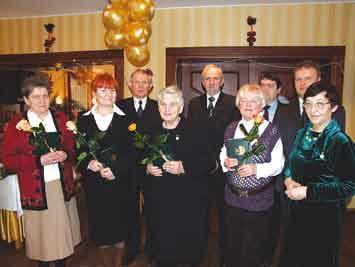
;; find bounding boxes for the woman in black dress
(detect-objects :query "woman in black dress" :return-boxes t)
[76,73,133,267]
[146,86,212,267]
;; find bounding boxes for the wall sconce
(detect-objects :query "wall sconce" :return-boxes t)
[247,16,256,47]
[44,23,56,52]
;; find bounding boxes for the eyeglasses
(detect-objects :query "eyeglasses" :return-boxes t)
[239,99,259,106]
[97,88,116,95]
[303,102,330,110]
[28,94,49,101]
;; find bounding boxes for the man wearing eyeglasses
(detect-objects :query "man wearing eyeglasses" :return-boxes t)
[118,69,161,267]
[281,61,345,157]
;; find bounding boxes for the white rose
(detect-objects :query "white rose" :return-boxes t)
[66,121,77,133]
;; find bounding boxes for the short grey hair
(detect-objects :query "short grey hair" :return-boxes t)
[21,72,52,97]
[235,83,266,108]
[157,85,184,108]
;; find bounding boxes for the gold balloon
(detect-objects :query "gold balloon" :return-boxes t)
[110,0,128,8]
[126,44,150,67]
[104,30,127,49]
[102,4,129,31]
[128,0,155,21]
[125,21,152,46]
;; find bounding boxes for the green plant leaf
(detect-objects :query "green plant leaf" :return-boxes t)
[77,152,88,161]
[133,141,145,149]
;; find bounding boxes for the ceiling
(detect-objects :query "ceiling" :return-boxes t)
[0,0,353,18]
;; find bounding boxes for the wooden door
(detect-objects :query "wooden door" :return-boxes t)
[167,46,345,103]
[178,60,248,116]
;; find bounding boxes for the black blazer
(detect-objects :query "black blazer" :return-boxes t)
[187,92,241,160]
[117,97,161,187]
[117,97,161,135]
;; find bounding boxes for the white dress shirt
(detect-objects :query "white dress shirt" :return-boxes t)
[206,91,221,108]
[298,97,304,116]
[133,97,147,112]
[83,104,125,131]
[27,110,60,182]
[220,118,285,179]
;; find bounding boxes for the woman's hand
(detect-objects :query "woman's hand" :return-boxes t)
[224,157,239,171]
[146,163,163,177]
[100,167,115,181]
[237,164,257,177]
[54,150,67,163]
[284,177,301,191]
[162,161,185,175]
[40,151,62,166]
[88,160,104,172]
[285,186,307,201]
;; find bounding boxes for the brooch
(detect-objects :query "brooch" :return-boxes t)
[175,134,180,141]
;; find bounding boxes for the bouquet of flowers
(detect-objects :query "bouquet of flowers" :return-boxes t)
[66,121,112,167]
[16,119,56,154]
[128,123,174,166]
[226,115,265,166]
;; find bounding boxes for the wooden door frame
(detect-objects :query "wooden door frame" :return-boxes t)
[166,46,345,100]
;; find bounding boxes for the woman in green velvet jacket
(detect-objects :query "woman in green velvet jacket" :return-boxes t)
[279,81,355,267]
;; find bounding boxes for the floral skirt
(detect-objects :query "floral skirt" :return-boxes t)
[23,180,81,261]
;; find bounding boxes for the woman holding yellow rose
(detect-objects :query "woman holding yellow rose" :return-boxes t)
[219,84,285,267]
[76,73,133,267]
[144,86,212,267]
[2,73,81,267]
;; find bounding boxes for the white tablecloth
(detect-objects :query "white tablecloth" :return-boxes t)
[0,174,23,216]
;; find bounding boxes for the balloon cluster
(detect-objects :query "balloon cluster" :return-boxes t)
[103,0,155,67]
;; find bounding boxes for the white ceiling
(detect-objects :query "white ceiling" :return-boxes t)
[0,0,353,18]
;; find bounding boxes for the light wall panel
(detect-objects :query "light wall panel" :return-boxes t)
[0,3,354,139]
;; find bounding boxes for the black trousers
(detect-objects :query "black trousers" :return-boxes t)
[208,169,226,265]
[225,204,273,267]
[126,188,141,261]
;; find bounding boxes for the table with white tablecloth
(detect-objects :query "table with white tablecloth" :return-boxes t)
[0,174,24,248]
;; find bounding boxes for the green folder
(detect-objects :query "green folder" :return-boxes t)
[226,138,252,165]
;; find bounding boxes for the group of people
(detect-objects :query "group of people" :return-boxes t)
[1,61,355,267]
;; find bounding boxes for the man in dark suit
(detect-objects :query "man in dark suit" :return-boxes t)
[187,64,241,267]
[284,61,346,156]
[259,73,290,267]
[117,69,161,267]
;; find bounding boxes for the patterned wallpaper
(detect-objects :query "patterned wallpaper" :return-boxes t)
[0,3,354,137]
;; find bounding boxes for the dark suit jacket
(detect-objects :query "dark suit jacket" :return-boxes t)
[281,98,346,157]
[117,97,161,187]
[187,92,241,161]
[268,101,293,191]
[117,97,161,135]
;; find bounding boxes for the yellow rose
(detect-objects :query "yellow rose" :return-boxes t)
[66,121,77,133]
[16,119,32,132]
[254,115,264,124]
[128,123,137,132]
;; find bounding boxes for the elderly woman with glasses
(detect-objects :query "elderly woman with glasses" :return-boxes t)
[279,81,355,267]
[145,86,211,267]
[220,83,285,267]
[2,73,81,267]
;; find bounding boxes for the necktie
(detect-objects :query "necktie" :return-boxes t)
[263,105,270,121]
[207,96,215,118]
[137,100,143,117]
